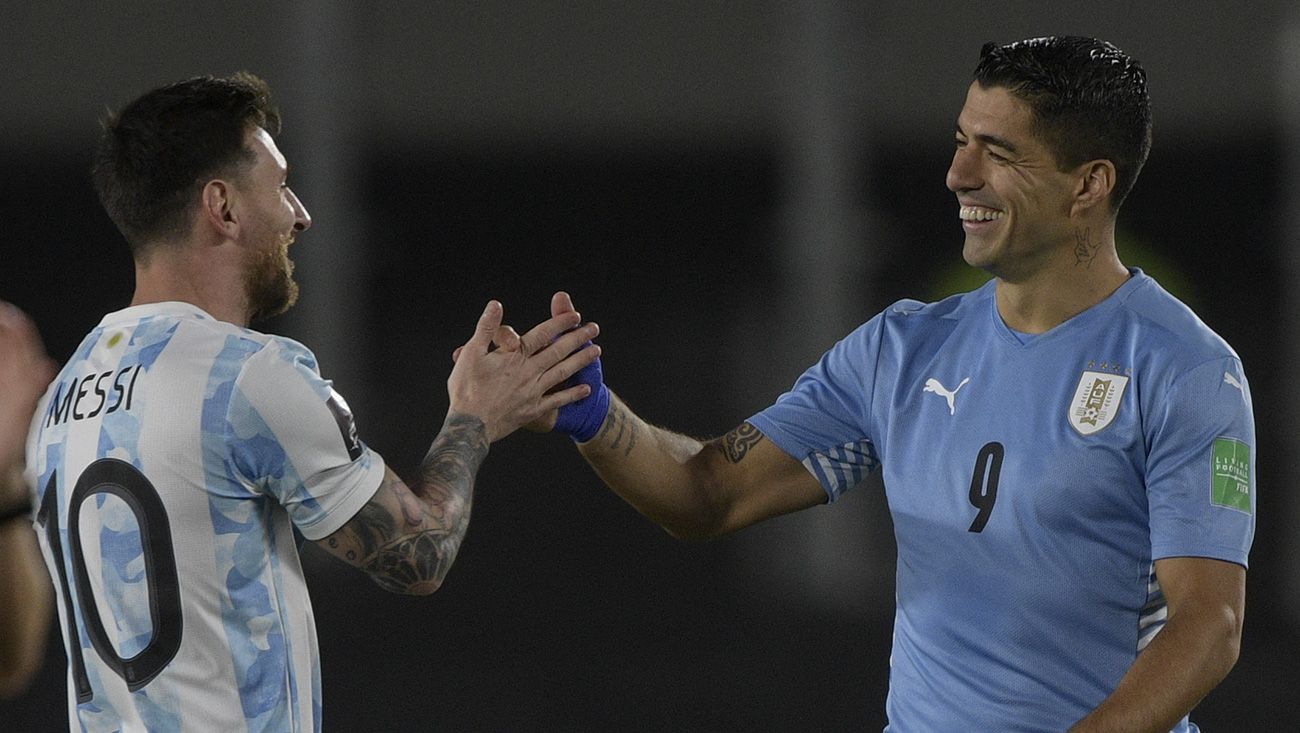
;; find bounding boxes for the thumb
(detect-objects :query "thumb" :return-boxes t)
[551,291,576,319]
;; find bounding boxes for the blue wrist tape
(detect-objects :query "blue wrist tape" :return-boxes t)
[554,344,610,442]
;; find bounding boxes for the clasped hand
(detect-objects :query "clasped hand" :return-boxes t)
[447,296,600,443]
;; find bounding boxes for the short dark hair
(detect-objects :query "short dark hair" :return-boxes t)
[91,72,281,254]
[973,36,1152,213]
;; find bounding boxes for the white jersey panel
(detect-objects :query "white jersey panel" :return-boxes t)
[26,301,384,733]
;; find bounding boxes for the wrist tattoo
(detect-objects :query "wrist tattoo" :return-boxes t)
[596,402,638,457]
[716,423,763,464]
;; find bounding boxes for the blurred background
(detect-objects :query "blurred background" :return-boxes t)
[3,1,1298,729]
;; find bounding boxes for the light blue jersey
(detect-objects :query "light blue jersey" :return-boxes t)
[24,302,385,732]
[749,270,1254,732]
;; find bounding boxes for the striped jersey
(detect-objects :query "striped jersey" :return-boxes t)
[748,270,1255,732]
[24,301,386,732]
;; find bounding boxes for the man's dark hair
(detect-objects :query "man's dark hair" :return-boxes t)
[91,72,281,254]
[974,36,1152,213]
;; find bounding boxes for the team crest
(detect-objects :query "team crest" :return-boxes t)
[1069,370,1129,436]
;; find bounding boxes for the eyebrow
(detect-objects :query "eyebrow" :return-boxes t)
[955,124,1020,155]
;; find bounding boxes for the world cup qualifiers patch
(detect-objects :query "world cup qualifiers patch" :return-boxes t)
[1210,437,1251,514]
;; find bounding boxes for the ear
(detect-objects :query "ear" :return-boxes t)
[199,179,240,240]
[1070,160,1116,218]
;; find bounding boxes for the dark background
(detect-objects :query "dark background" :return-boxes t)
[3,3,1298,730]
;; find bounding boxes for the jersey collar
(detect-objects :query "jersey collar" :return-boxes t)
[97,301,218,328]
[989,268,1149,348]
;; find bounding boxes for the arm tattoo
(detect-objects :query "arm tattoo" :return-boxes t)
[335,412,488,594]
[596,400,638,457]
[1074,227,1099,268]
[715,423,763,464]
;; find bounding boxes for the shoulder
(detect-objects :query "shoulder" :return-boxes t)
[171,322,325,410]
[810,284,990,383]
[241,334,321,374]
[862,281,992,347]
[1116,273,1240,368]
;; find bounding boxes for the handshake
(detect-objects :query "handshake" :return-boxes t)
[449,291,610,444]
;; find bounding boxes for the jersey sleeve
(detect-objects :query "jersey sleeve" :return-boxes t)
[1145,356,1255,567]
[747,317,882,502]
[225,337,386,541]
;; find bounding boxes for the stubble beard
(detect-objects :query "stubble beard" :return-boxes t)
[245,231,299,323]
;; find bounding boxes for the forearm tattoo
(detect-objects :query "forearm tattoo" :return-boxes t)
[328,412,488,593]
[595,400,638,457]
[715,423,763,464]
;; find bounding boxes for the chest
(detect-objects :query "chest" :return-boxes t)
[876,341,1149,540]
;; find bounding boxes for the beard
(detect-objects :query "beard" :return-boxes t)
[244,230,299,323]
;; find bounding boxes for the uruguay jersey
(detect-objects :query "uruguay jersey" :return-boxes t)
[24,302,386,733]
[748,270,1254,732]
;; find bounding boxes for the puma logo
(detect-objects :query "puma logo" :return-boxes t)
[1223,372,1244,392]
[924,377,971,415]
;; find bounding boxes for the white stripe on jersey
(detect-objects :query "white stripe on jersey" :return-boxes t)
[1138,564,1168,651]
[802,439,878,501]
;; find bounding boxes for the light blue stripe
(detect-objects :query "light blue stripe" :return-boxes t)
[201,334,295,731]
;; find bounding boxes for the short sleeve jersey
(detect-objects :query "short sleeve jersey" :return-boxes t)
[748,270,1255,732]
[24,302,386,733]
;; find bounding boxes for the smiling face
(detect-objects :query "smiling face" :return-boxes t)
[946,82,1082,281]
[236,127,312,321]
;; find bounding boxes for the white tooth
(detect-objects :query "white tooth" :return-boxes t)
[961,206,1003,221]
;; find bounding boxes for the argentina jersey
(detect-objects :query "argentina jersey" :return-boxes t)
[748,269,1254,732]
[24,301,385,733]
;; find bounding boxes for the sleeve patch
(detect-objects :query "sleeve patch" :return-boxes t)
[1210,437,1251,514]
[326,389,364,462]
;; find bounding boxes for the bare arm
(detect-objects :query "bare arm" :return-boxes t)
[0,302,55,696]
[1070,557,1245,732]
[578,393,826,539]
[315,300,601,594]
[0,515,52,698]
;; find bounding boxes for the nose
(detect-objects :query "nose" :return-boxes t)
[288,188,312,232]
[946,146,981,194]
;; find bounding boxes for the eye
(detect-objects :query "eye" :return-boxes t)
[987,150,1009,163]
[954,137,967,148]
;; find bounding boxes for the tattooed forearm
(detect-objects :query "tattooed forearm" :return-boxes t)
[1074,227,1098,268]
[596,400,638,457]
[418,412,489,508]
[363,532,460,595]
[326,412,488,594]
[714,423,763,464]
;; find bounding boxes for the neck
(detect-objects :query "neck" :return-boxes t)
[129,240,251,327]
[993,221,1130,334]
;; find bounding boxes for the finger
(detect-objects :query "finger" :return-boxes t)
[454,324,520,363]
[536,322,599,371]
[536,342,601,393]
[465,300,504,352]
[518,310,582,356]
[495,325,522,352]
[551,291,576,319]
[535,383,594,415]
